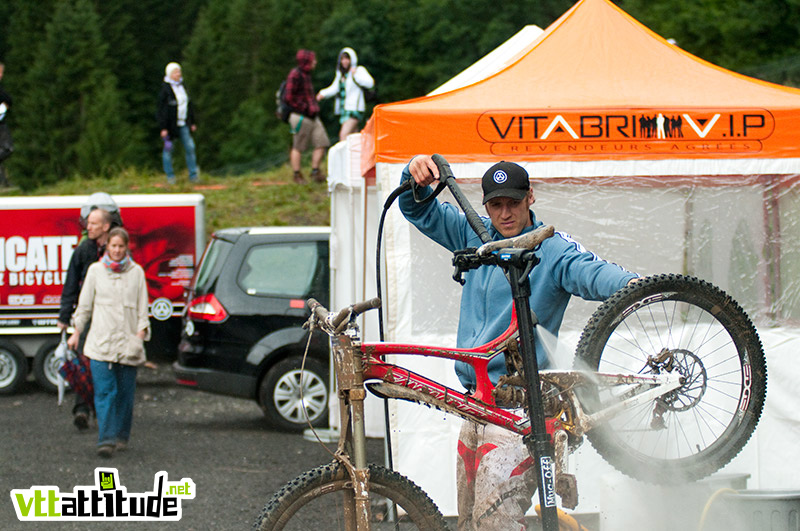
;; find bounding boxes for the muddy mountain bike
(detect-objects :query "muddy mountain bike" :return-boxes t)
[254,158,767,531]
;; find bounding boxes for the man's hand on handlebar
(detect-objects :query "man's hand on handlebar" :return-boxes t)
[408,154,440,187]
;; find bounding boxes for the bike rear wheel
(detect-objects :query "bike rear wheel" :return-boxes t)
[255,461,449,530]
[574,274,766,483]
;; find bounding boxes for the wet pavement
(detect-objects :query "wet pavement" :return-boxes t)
[0,361,382,530]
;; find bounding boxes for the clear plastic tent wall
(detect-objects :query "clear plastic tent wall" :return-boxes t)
[378,166,800,345]
[342,0,800,517]
[358,159,800,518]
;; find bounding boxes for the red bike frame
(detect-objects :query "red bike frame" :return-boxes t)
[359,304,559,438]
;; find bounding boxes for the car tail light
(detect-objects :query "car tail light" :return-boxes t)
[186,294,228,322]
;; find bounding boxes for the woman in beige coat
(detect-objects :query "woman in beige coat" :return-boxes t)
[68,227,150,458]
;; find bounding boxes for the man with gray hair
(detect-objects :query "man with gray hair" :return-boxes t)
[58,207,114,430]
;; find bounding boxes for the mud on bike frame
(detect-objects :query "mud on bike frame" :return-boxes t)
[326,154,563,530]
[256,154,767,531]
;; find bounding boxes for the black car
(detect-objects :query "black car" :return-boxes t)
[173,227,331,431]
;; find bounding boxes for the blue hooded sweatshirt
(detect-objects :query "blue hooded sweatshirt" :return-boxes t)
[398,164,637,391]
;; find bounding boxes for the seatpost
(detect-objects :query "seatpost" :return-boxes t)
[503,250,559,531]
[427,154,559,529]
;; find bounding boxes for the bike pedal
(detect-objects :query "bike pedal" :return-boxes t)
[556,473,579,510]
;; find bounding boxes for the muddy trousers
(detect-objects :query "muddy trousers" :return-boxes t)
[456,419,537,531]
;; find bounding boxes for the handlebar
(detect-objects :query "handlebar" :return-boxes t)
[307,297,382,331]
[398,154,556,285]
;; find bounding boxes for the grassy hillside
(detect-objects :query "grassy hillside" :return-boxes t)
[2,164,331,240]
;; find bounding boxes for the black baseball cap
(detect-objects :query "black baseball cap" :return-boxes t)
[481,161,530,204]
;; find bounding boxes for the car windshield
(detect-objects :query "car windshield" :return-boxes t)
[238,242,319,297]
[193,238,233,292]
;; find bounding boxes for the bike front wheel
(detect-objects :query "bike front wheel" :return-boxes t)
[255,461,449,530]
[574,274,767,483]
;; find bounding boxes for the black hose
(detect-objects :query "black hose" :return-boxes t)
[374,179,412,475]
[431,154,491,244]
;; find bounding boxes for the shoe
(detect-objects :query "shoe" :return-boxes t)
[115,441,128,452]
[74,412,89,431]
[293,171,304,184]
[97,445,114,459]
[310,168,325,183]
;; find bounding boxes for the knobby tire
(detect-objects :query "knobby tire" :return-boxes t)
[255,461,449,530]
[574,274,766,483]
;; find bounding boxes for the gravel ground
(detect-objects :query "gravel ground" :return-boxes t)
[0,362,384,531]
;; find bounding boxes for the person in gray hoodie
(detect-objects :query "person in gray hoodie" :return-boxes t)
[317,47,375,142]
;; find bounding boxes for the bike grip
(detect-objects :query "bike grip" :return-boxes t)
[307,298,329,321]
[431,154,492,244]
[477,225,555,256]
[431,153,455,182]
[351,297,382,316]
[330,297,382,329]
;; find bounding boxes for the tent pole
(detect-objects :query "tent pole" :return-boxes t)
[762,175,781,321]
[361,169,369,329]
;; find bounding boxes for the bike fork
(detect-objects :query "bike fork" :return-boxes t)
[506,255,560,531]
[333,337,373,530]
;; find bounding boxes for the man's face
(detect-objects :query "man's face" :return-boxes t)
[484,190,534,238]
[86,210,110,241]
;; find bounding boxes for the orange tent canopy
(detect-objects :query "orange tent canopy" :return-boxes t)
[361,0,800,175]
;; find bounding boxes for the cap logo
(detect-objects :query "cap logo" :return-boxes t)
[493,170,508,184]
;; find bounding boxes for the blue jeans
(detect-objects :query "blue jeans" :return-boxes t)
[162,125,198,182]
[90,360,138,447]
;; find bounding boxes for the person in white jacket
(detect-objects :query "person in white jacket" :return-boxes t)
[316,47,374,141]
[68,227,151,458]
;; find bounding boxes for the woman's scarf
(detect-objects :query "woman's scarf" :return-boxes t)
[101,253,132,274]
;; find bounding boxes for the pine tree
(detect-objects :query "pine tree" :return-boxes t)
[185,0,338,170]
[182,0,248,170]
[15,0,136,188]
[95,0,205,170]
[3,0,54,110]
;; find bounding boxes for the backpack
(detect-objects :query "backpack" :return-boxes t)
[275,80,291,123]
[362,84,378,104]
[356,80,378,104]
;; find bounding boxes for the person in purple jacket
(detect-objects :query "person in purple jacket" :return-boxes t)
[399,154,638,531]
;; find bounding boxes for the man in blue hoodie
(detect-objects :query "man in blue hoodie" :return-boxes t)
[399,154,637,530]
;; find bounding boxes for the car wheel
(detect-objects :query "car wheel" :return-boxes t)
[33,339,64,394]
[0,340,27,395]
[259,356,328,431]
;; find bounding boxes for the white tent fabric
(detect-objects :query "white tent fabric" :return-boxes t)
[328,15,800,517]
[374,160,800,515]
[327,135,385,437]
[428,25,544,96]
[327,147,800,517]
